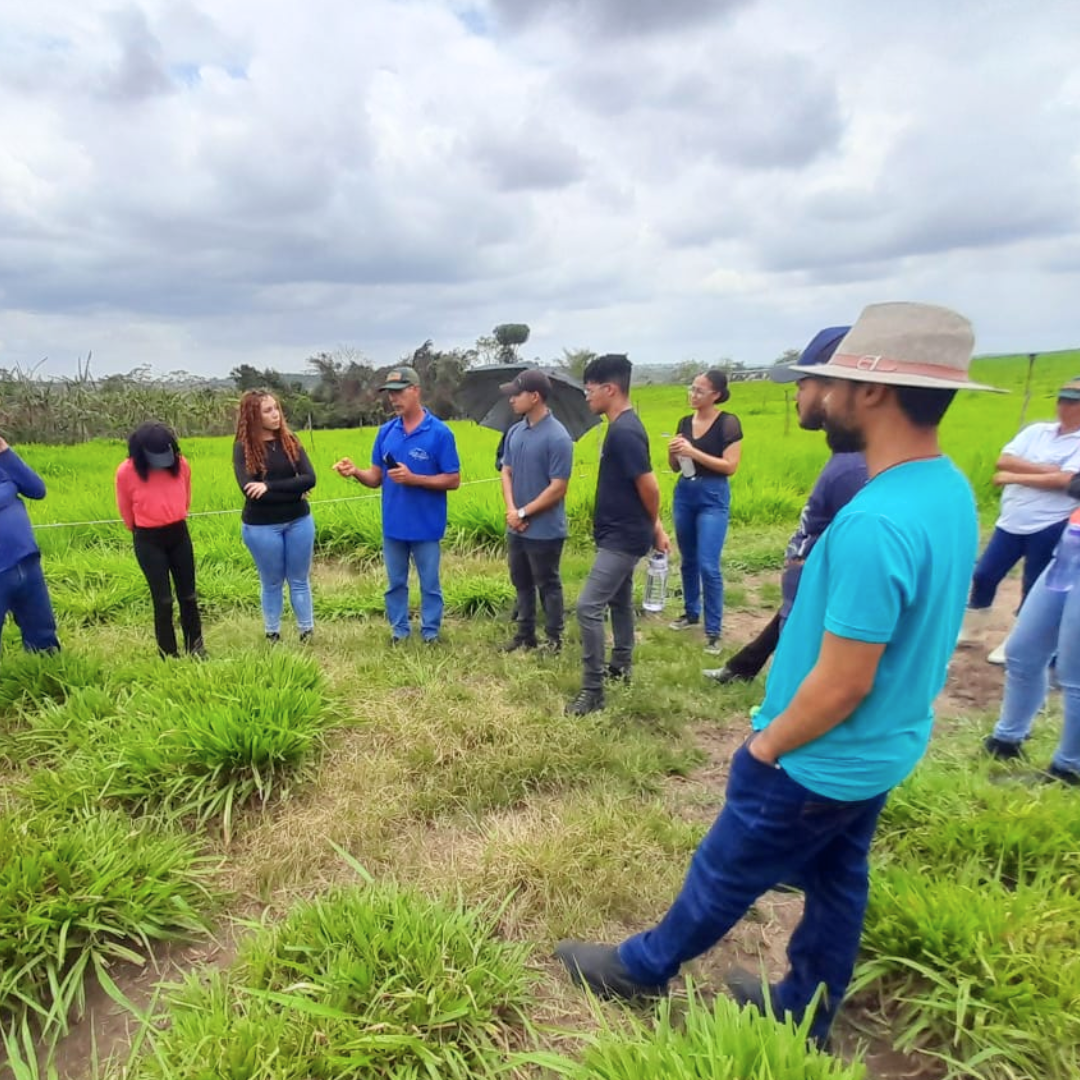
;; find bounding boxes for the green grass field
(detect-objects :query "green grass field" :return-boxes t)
[3,352,1080,1079]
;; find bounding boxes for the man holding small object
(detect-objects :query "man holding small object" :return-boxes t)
[333,366,460,644]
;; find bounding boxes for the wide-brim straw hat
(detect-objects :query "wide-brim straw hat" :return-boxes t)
[777,302,1005,393]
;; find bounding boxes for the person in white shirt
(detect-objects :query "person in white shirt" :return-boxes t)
[959,377,1080,658]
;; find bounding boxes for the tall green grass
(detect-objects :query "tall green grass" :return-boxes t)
[17,652,331,840]
[121,876,535,1079]
[0,805,216,1045]
[19,352,1080,569]
[854,756,1080,1078]
[537,986,867,1079]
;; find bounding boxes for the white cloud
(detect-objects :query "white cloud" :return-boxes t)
[0,0,1078,379]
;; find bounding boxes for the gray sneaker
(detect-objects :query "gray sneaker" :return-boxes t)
[668,615,700,631]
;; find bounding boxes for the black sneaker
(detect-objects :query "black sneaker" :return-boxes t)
[668,615,700,631]
[265,632,281,644]
[725,966,776,1014]
[1043,763,1080,787]
[390,635,409,646]
[299,629,314,644]
[538,638,562,655]
[500,637,538,653]
[565,689,604,716]
[604,664,631,684]
[554,940,666,1001]
[983,735,1024,760]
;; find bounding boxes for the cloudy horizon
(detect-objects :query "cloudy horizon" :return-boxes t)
[1,0,1078,379]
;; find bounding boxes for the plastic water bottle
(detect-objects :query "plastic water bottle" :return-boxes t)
[1047,514,1080,592]
[642,551,669,612]
[678,455,696,479]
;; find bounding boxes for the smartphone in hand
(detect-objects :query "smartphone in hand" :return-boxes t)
[383,452,398,469]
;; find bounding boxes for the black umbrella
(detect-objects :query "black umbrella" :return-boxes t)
[458,364,601,441]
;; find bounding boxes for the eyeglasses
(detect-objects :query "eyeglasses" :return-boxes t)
[688,385,714,397]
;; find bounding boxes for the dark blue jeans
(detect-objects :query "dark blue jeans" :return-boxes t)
[969,520,1068,610]
[0,553,60,654]
[618,743,888,1044]
[672,477,730,636]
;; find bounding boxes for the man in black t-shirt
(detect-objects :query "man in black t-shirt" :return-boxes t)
[567,354,670,716]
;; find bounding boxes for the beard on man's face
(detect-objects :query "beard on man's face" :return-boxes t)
[797,400,825,431]
[824,420,866,453]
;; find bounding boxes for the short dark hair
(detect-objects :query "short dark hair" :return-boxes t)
[892,386,957,428]
[583,353,632,395]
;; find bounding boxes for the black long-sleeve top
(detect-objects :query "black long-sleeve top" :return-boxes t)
[233,440,316,525]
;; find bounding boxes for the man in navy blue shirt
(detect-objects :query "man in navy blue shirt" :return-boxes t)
[705,326,867,684]
[0,434,60,654]
[333,367,461,644]
[567,354,669,716]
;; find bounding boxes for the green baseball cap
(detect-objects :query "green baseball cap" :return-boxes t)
[379,366,421,391]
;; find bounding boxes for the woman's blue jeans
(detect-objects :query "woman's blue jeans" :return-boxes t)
[672,477,730,637]
[241,515,315,633]
[993,565,1080,773]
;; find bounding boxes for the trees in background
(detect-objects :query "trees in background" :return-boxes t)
[1,329,738,444]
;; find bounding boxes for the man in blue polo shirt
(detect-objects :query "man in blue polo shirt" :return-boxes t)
[555,302,1000,1046]
[333,366,461,644]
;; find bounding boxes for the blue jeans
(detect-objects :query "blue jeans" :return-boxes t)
[0,553,60,654]
[618,744,888,1044]
[241,515,315,633]
[672,477,730,637]
[969,520,1067,610]
[384,538,443,640]
[993,566,1080,773]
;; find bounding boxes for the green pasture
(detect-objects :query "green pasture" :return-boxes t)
[2,351,1080,1079]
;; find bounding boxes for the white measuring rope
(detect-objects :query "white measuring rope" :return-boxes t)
[31,476,504,531]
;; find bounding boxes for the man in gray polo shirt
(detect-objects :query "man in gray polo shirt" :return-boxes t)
[500,370,574,652]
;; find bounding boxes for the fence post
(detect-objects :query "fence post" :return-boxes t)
[1017,352,1037,431]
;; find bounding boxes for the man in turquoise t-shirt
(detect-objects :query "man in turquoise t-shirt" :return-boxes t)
[555,303,1001,1045]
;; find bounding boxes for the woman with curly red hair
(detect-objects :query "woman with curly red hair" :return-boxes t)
[233,391,317,642]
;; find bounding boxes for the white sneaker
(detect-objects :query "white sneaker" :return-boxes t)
[956,607,990,647]
[987,640,1007,666]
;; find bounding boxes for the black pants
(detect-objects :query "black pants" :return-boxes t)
[133,521,204,657]
[725,609,783,678]
[507,534,565,643]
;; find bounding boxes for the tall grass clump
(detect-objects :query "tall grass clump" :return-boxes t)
[854,864,1080,1079]
[125,877,535,1079]
[537,986,865,1079]
[0,805,216,1045]
[19,652,331,839]
[853,758,1080,1078]
[0,650,108,722]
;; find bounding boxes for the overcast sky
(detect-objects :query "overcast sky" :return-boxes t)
[1,0,1078,378]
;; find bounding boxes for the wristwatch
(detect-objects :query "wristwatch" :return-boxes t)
[517,507,528,521]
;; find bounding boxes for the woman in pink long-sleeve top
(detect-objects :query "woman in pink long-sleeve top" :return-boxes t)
[116,422,205,657]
